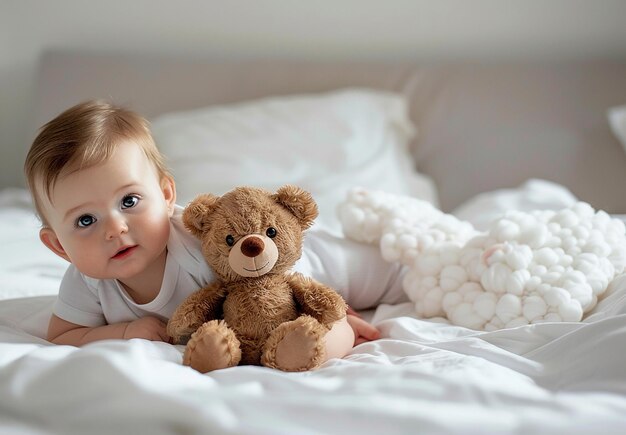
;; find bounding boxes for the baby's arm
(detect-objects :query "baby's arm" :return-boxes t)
[47,314,170,346]
[48,268,170,345]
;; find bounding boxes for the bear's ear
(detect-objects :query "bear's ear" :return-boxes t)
[273,185,319,229]
[183,193,220,237]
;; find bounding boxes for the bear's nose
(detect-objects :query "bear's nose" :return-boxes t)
[241,236,265,257]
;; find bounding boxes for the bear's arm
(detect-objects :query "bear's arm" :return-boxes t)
[167,282,227,344]
[287,272,347,328]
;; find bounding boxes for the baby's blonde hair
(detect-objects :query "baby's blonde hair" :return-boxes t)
[24,100,171,225]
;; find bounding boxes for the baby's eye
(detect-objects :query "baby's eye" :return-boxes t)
[121,195,140,209]
[77,214,96,228]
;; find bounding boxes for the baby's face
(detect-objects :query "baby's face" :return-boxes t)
[38,141,176,285]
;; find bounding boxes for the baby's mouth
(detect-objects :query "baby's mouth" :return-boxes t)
[112,245,137,259]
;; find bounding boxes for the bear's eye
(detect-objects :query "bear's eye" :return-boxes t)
[266,227,277,238]
[225,235,235,246]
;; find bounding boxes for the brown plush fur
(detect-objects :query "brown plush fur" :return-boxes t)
[167,185,347,372]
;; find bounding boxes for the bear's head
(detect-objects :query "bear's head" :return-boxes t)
[183,185,318,282]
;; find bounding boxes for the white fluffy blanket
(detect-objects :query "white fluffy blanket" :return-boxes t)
[338,183,626,330]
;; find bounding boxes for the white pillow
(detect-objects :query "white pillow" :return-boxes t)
[452,179,578,231]
[0,189,67,300]
[609,105,626,149]
[150,88,438,232]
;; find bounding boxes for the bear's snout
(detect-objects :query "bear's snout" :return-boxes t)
[241,236,265,257]
[228,233,280,278]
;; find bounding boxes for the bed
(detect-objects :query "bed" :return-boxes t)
[3,52,626,434]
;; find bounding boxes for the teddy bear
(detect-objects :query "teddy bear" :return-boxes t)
[167,185,347,373]
[338,187,626,330]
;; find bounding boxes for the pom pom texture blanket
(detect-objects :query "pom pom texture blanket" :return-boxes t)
[339,188,626,330]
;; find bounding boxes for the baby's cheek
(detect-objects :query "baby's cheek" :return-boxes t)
[144,213,171,246]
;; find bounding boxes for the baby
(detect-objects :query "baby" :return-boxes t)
[25,100,407,363]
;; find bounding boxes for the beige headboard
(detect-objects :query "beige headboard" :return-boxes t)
[33,51,626,212]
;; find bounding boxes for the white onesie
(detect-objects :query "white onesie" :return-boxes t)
[53,208,406,327]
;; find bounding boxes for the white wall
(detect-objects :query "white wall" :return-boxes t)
[1,0,626,190]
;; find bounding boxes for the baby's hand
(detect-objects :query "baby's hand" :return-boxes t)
[123,316,171,342]
[346,307,380,345]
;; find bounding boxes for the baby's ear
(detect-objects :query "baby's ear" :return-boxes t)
[273,185,319,229]
[183,194,220,238]
[161,175,177,216]
[39,228,70,262]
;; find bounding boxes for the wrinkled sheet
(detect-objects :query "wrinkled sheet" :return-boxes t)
[2,290,626,435]
[2,183,626,434]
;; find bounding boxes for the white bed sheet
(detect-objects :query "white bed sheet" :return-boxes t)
[2,184,626,434]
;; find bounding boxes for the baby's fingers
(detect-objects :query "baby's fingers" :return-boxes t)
[348,315,380,345]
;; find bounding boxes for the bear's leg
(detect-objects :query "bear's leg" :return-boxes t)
[183,320,241,373]
[261,315,328,372]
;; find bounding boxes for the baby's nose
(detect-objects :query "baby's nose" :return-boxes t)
[106,215,129,239]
